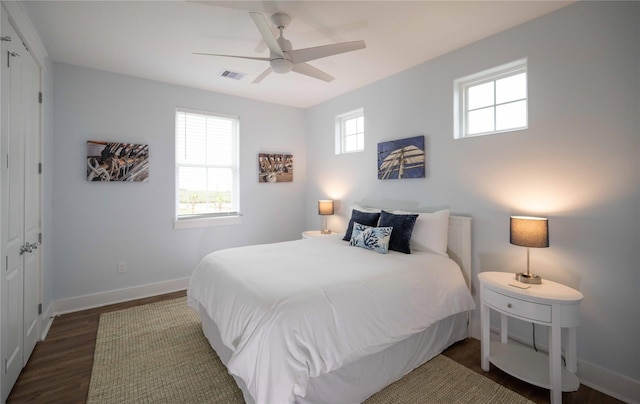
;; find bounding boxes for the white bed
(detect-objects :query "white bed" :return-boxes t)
[188,215,474,404]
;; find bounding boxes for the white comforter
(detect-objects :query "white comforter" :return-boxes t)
[187,234,475,404]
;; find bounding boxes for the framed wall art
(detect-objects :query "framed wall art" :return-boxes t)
[258,153,293,183]
[87,141,149,182]
[377,135,425,180]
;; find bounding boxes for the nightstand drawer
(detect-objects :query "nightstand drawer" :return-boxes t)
[484,287,551,323]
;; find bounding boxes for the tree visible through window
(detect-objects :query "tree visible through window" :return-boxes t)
[175,108,239,220]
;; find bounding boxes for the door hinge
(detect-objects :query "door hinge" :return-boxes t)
[4,358,7,372]
[38,92,42,104]
[38,162,42,174]
[5,256,7,272]
[39,233,42,244]
[7,51,18,68]
[38,303,42,315]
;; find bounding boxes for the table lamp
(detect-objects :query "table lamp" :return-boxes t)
[318,200,334,234]
[510,216,549,284]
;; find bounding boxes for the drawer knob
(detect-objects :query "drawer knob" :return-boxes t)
[507,303,513,308]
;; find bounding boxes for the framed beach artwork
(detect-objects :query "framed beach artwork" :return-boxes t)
[87,141,149,182]
[258,153,293,183]
[377,135,425,180]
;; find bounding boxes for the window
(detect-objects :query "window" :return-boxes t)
[454,59,527,139]
[175,108,239,227]
[335,108,364,154]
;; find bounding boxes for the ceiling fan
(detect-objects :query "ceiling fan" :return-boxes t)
[195,12,366,83]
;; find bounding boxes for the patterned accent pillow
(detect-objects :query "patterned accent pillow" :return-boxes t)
[379,210,419,254]
[349,222,393,254]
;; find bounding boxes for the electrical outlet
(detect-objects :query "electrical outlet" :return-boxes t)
[117,261,127,274]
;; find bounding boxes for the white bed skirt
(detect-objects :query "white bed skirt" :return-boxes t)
[195,302,469,404]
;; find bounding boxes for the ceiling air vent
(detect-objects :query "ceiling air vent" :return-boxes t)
[219,70,246,81]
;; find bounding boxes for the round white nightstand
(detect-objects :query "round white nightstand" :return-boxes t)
[478,271,583,404]
[301,230,333,239]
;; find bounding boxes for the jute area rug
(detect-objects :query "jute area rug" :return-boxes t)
[87,297,533,404]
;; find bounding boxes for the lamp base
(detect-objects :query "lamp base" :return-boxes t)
[515,272,542,284]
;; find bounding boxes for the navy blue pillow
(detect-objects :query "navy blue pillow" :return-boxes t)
[378,210,418,254]
[343,210,381,241]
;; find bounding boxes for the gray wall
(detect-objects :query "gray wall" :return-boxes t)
[51,63,307,300]
[304,1,639,382]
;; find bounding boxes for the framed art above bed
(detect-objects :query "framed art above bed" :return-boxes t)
[377,135,425,180]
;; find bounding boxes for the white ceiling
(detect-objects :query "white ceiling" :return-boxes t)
[21,1,571,108]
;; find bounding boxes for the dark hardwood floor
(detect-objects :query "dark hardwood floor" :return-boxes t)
[442,339,622,404]
[8,291,621,403]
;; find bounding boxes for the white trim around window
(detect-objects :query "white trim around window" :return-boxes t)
[335,108,364,154]
[454,59,528,139]
[173,214,242,229]
[174,107,241,229]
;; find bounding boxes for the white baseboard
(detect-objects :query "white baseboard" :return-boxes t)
[469,319,639,404]
[40,302,55,340]
[52,277,190,317]
[578,360,640,404]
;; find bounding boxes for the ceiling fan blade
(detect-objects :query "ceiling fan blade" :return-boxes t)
[291,63,334,82]
[253,67,272,84]
[250,12,285,59]
[193,53,270,61]
[288,40,366,64]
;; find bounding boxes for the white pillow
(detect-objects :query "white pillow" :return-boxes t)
[352,203,381,213]
[391,209,450,256]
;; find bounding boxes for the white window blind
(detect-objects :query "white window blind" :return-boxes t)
[175,108,239,221]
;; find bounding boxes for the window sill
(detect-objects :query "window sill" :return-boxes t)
[173,215,242,229]
[336,149,364,155]
[455,126,528,139]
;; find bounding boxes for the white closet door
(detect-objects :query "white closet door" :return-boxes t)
[1,5,42,400]
[1,12,26,397]
[22,31,42,364]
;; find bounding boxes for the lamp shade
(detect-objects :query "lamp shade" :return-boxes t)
[318,200,334,216]
[510,216,549,248]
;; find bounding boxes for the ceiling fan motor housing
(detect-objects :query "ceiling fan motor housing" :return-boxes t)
[271,58,293,74]
[272,35,293,73]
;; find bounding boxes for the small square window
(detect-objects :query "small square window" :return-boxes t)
[335,108,364,154]
[454,59,528,139]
